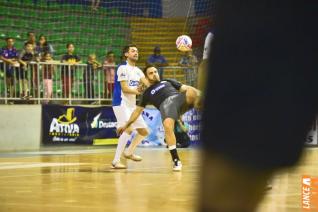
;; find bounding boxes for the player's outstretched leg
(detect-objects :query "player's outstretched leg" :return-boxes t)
[163,118,182,171]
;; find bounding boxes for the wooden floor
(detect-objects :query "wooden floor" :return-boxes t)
[0,146,317,212]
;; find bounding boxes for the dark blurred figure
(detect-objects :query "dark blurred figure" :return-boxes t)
[200,1,318,212]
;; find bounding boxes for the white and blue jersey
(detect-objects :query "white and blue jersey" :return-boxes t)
[112,61,145,107]
[112,61,147,129]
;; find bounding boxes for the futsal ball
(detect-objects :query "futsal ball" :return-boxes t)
[176,35,192,52]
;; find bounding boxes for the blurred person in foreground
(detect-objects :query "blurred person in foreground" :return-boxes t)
[200,1,318,211]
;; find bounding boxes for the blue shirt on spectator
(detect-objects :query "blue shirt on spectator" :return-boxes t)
[147,54,167,79]
[0,46,19,76]
[147,54,167,65]
[0,46,18,59]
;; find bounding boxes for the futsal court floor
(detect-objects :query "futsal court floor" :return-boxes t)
[0,146,317,212]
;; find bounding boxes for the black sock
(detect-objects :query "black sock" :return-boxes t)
[169,148,180,162]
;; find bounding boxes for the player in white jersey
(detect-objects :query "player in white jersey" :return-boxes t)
[111,44,149,169]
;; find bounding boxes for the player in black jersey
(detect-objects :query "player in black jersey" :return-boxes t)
[117,65,201,171]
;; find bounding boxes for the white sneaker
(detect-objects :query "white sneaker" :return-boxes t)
[110,161,127,169]
[123,152,143,161]
[173,160,182,171]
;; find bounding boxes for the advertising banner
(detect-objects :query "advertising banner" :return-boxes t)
[42,105,117,145]
[182,108,201,145]
[140,107,202,146]
[140,108,165,146]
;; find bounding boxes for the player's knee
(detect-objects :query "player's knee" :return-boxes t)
[125,127,133,135]
[186,88,197,105]
[137,128,149,137]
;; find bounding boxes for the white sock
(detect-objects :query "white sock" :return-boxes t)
[125,133,145,155]
[113,132,131,164]
[168,145,176,150]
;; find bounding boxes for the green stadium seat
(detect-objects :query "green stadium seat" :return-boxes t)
[13,20,27,28]
[0,2,128,85]
[29,21,42,30]
[0,19,13,27]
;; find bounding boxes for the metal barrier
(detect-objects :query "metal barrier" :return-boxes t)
[162,65,198,87]
[0,61,197,105]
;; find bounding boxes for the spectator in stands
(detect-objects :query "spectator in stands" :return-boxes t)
[84,53,101,102]
[60,43,81,100]
[103,51,116,98]
[24,32,40,98]
[179,50,198,86]
[35,34,54,57]
[24,32,36,49]
[18,42,37,99]
[0,37,19,99]
[41,52,54,104]
[91,0,100,11]
[146,46,168,79]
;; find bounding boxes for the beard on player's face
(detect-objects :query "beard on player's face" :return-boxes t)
[147,74,160,83]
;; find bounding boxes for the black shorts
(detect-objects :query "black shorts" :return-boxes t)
[159,93,186,121]
[5,67,15,78]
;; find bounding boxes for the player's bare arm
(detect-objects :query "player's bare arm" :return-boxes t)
[179,85,202,109]
[137,77,149,93]
[120,81,140,95]
[179,84,201,96]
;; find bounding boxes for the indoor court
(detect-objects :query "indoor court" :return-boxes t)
[0,147,317,212]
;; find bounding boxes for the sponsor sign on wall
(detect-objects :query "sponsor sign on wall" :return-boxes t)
[42,105,117,145]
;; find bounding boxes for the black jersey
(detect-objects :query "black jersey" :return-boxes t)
[20,50,35,62]
[139,79,182,109]
[19,50,35,69]
[61,54,81,77]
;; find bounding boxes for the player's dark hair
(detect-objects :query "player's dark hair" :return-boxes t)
[122,44,137,57]
[143,65,156,77]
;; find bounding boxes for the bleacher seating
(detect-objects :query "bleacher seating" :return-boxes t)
[0,1,127,60]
